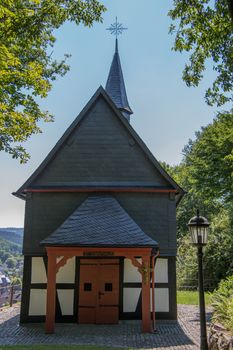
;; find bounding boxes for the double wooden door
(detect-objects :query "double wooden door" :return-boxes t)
[78,259,119,324]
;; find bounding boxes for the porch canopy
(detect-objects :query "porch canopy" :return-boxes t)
[41,195,159,334]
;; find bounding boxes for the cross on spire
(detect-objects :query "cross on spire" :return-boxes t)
[106,17,127,39]
[105,17,133,122]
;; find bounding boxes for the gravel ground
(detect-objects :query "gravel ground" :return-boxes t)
[0,303,212,349]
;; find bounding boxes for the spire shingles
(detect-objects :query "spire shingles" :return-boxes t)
[105,39,133,122]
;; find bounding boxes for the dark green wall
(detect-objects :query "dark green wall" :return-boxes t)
[23,192,176,255]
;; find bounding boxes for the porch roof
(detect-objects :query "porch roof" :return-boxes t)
[40,195,158,248]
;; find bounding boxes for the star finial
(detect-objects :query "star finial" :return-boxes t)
[106,17,127,39]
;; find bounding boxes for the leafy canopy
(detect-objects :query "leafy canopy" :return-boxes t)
[163,113,233,290]
[0,0,106,162]
[183,111,233,203]
[169,0,233,107]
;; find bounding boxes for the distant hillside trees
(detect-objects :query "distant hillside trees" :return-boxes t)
[0,233,23,283]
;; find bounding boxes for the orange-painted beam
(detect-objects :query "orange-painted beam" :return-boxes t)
[141,255,152,333]
[151,250,159,331]
[46,246,153,257]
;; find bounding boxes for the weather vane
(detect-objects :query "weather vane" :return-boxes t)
[106,17,127,38]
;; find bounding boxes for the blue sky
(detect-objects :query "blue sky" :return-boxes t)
[0,0,218,227]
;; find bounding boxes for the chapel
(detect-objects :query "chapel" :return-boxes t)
[14,27,184,333]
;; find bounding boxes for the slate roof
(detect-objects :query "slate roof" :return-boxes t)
[40,195,158,248]
[105,39,133,121]
[13,86,185,201]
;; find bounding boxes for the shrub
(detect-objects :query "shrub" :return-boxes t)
[211,275,233,334]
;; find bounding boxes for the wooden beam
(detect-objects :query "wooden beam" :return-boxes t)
[141,255,152,333]
[46,246,153,256]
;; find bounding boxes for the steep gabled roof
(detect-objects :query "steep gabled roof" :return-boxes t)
[105,39,133,122]
[40,195,158,247]
[13,86,185,201]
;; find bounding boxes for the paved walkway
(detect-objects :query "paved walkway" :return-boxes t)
[0,304,212,349]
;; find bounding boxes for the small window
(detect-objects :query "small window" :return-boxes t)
[105,283,112,292]
[84,283,92,291]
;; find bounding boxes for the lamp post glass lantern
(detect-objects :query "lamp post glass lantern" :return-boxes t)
[188,210,210,350]
[188,210,209,245]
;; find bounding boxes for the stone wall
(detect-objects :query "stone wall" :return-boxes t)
[209,323,233,350]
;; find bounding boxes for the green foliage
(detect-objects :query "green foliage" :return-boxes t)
[11,276,22,285]
[0,238,21,256]
[161,161,220,236]
[211,275,233,333]
[177,290,212,305]
[0,0,106,162]
[163,113,233,290]
[169,0,233,107]
[0,228,23,245]
[177,208,233,290]
[5,257,17,268]
[183,112,233,203]
[204,208,233,282]
[0,237,23,282]
[176,234,197,288]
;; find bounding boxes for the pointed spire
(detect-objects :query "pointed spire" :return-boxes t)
[105,38,133,122]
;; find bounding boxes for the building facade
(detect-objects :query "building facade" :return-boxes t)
[14,38,184,333]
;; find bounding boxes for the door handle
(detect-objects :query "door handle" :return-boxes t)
[98,291,104,299]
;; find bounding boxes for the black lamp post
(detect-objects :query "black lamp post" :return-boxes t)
[188,210,210,350]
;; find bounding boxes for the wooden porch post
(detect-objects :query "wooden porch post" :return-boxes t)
[141,255,151,333]
[45,251,56,334]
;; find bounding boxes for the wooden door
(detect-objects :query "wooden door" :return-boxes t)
[78,259,119,324]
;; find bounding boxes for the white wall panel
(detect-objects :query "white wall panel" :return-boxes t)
[56,257,75,283]
[57,289,74,315]
[154,258,168,283]
[29,289,46,315]
[31,257,47,283]
[123,258,142,283]
[151,288,169,312]
[123,288,141,312]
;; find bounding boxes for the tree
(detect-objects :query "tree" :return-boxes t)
[0,0,106,162]
[183,111,233,203]
[0,250,11,263]
[177,207,233,290]
[6,257,17,269]
[163,114,233,290]
[161,161,221,237]
[169,0,233,107]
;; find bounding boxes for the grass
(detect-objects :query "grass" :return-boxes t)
[0,347,126,350]
[177,290,212,305]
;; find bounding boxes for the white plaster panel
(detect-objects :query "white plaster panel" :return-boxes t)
[57,289,74,315]
[151,288,169,312]
[31,257,47,283]
[29,289,47,315]
[154,258,168,283]
[56,257,75,283]
[123,258,142,283]
[123,288,141,312]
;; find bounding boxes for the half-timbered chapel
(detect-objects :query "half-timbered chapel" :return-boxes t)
[14,35,184,333]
